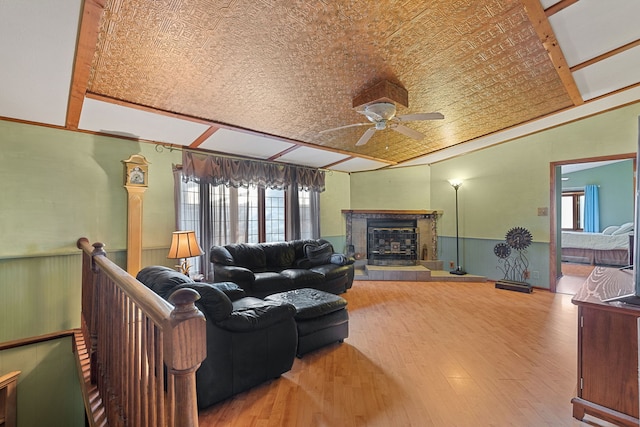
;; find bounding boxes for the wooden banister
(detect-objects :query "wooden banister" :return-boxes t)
[76,238,206,427]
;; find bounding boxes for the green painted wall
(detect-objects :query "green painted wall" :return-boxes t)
[0,338,83,427]
[320,171,351,251]
[0,120,181,257]
[561,160,634,230]
[349,165,430,209]
[430,102,640,285]
[0,120,181,426]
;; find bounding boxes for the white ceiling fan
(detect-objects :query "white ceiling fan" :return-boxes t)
[319,102,444,146]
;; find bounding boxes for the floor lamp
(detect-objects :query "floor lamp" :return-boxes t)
[449,179,467,275]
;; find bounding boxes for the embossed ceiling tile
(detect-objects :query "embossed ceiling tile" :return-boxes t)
[87,0,574,163]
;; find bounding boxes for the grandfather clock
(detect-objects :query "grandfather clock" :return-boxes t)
[122,154,149,275]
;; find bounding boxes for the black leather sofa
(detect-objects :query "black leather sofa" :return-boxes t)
[209,239,355,298]
[136,265,298,409]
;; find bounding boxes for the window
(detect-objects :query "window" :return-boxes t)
[561,190,584,231]
[298,189,314,240]
[265,188,285,242]
[175,173,320,278]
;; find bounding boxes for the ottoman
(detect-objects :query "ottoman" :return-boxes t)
[265,288,349,357]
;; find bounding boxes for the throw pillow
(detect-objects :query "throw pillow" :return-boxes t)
[330,253,348,265]
[602,225,619,235]
[304,242,333,266]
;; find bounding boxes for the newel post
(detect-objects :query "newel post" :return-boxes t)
[77,238,107,385]
[166,288,207,427]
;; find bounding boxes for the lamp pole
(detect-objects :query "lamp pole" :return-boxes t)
[449,180,467,275]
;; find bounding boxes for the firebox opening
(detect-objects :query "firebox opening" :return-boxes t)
[367,219,419,266]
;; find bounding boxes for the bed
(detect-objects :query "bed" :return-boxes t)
[561,223,633,266]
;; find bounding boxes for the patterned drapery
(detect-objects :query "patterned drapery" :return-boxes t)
[181,151,325,192]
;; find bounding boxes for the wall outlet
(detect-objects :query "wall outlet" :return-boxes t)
[523,270,530,279]
[449,261,455,269]
[537,207,548,216]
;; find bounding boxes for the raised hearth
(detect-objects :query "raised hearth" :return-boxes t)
[353,264,486,282]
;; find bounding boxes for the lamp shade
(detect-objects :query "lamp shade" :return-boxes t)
[449,179,463,189]
[167,231,203,259]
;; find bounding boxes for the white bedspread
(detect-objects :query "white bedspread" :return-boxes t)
[561,231,630,250]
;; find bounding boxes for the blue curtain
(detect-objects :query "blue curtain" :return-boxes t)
[583,185,600,232]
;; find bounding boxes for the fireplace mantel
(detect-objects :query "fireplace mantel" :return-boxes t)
[341,209,442,216]
[342,209,442,264]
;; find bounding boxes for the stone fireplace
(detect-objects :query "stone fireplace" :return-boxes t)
[342,210,442,267]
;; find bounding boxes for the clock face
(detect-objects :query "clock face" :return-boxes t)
[127,165,147,186]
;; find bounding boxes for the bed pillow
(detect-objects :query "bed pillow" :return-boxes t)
[612,222,634,235]
[602,225,619,235]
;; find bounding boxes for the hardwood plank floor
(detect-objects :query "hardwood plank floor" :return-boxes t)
[199,280,619,427]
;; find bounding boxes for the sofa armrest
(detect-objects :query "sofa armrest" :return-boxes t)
[173,283,233,322]
[208,281,246,301]
[216,298,296,332]
[213,265,255,289]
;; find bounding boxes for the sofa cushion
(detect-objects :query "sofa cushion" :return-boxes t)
[311,263,352,280]
[217,297,296,331]
[279,269,325,288]
[175,283,233,322]
[210,245,235,265]
[136,265,193,299]
[304,242,333,266]
[291,239,320,260]
[262,242,296,268]
[252,272,294,296]
[226,244,267,270]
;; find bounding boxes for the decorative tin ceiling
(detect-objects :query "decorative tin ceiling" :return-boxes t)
[87,0,572,164]
[1,0,639,171]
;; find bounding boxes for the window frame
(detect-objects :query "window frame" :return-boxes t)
[561,190,585,231]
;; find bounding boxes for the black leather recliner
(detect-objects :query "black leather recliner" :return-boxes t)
[136,265,298,409]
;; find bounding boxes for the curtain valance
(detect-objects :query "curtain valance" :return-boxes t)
[181,151,325,192]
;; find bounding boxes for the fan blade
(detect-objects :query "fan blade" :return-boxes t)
[355,127,377,146]
[357,109,383,122]
[392,124,424,140]
[319,122,371,134]
[396,112,444,122]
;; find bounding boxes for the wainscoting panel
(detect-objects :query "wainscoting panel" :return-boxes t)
[438,236,550,288]
[0,253,82,343]
[0,337,84,426]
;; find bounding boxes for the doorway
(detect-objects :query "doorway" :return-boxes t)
[549,154,636,293]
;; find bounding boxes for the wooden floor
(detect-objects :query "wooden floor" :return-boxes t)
[199,279,619,427]
[557,263,596,295]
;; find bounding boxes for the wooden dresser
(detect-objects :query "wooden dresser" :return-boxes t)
[571,267,639,427]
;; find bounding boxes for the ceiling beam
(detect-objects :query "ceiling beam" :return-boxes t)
[544,0,579,17]
[85,93,397,165]
[66,0,104,130]
[268,145,301,161]
[521,0,584,106]
[571,38,640,72]
[190,127,220,148]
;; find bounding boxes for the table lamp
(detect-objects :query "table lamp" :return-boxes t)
[167,230,203,276]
